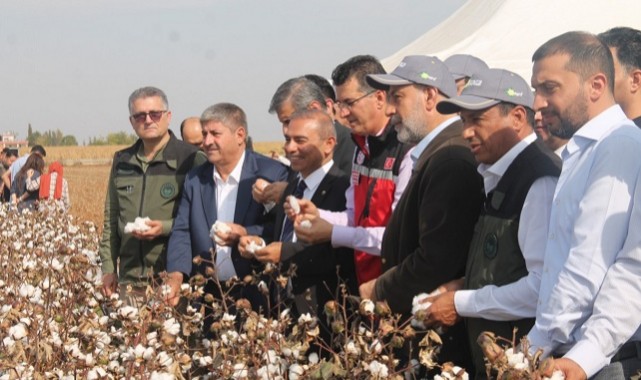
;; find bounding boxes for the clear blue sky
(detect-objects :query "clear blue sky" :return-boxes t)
[0,0,465,144]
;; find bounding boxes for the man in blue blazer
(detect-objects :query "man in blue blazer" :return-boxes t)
[164,103,288,318]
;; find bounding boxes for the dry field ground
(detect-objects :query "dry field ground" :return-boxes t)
[60,142,282,230]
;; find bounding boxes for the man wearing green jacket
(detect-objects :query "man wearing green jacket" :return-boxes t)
[99,86,205,306]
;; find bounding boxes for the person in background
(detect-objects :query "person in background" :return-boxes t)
[534,110,568,156]
[444,54,490,95]
[2,145,46,193]
[180,117,204,148]
[0,149,18,202]
[26,161,71,211]
[599,27,641,127]
[10,153,45,210]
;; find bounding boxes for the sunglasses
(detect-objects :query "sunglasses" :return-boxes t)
[130,110,167,123]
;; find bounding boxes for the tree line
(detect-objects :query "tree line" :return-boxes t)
[26,124,138,146]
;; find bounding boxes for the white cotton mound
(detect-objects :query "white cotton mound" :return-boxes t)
[299,220,312,229]
[410,288,441,329]
[246,239,266,255]
[124,217,151,234]
[210,221,231,245]
[287,196,301,214]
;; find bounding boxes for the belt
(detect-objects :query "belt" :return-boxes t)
[611,341,641,362]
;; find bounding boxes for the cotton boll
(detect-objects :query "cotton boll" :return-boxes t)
[299,219,312,229]
[246,239,266,255]
[287,196,301,214]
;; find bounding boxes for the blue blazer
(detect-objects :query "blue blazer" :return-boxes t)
[166,150,289,278]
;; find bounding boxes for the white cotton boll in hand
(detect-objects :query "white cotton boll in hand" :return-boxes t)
[299,220,312,229]
[124,217,151,234]
[544,370,565,380]
[210,221,231,245]
[287,196,301,214]
[246,239,265,255]
[411,288,441,329]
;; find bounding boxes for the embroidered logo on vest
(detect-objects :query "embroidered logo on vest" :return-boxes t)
[483,232,499,259]
[160,183,176,199]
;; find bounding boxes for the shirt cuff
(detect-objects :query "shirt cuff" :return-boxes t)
[331,225,353,249]
[454,289,477,317]
[564,340,609,379]
[526,327,553,357]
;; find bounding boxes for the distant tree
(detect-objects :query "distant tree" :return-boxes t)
[27,124,32,141]
[60,135,78,146]
[29,131,42,146]
[89,132,137,146]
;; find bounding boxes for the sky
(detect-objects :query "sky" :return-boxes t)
[0,0,465,144]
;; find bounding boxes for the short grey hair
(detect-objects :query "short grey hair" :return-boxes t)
[128,86,169,114]
[268,77,326,114]
[201,102,248,133]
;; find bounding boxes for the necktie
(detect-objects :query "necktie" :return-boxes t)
[281,179,307,242]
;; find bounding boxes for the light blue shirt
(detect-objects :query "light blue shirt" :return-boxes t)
[527,105,641,377]
[410,116,460,167]
[9,154,29,182]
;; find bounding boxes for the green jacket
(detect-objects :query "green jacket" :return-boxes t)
[99,132,206,285]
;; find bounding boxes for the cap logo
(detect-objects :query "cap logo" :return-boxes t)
[420,72,436,81]
[465,79,483,88]
[399,62,407,68]
[506,88,523,97]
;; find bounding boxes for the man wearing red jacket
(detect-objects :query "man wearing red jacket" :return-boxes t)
[294,55,412,285]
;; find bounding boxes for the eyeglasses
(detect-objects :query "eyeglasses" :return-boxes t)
[336,90,376,110]
[130,110,167,123]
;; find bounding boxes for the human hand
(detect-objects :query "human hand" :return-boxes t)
[214,222,247,246]
[293,215,332,244]
[131,220,163,240]
[359,278,377,300]
[252,178,271,204]
[425,291,461,327]
[162,271,183,307]
[253,242,283,264]
[238,235,264,259]
[263,181,287,204]
[27,169,34,178]
[554,358,587,380]
[101,273,118,297]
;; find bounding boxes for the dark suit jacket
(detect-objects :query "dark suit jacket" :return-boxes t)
[333,121,356,176]
[375,120,484,312]
[274,163,356,294]
[166,150,289,279]
[374,120,483,369]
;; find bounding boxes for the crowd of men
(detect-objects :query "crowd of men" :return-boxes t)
[98,26,641,380]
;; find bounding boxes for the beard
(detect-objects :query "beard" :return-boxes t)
[395,114,426,145]
[548,89,590,139]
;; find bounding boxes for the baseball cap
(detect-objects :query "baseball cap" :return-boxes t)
[437,68,534,114]
[444,54,489,81]
[366,55,457,98]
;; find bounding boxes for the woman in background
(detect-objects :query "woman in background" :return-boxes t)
[10,154,45,210]
[27,161,71,211]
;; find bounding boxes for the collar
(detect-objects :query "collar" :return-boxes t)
[299,159,333,195]
[563,105,628,160]
[478,132,537,195]
[411,116,460,166]
[213,151,246,184]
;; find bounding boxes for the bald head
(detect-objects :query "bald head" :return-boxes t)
[180,117,203,148]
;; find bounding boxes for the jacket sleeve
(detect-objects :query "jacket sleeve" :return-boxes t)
[166,173,196,277]
[375,155,483,314]
[99,160,121,274]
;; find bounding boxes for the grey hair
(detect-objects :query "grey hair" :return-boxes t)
[128,86,169,114]
[268,77,326,114]
[201,102,248,133]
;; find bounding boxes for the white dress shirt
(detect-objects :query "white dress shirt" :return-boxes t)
[319,142,413,256]
[527,105,641,378]
[454,133,557,320]
[213,152,246,281]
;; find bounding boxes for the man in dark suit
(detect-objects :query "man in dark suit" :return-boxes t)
[239,109,357,335]
[363,56,484,368]
[164,103,288,316]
